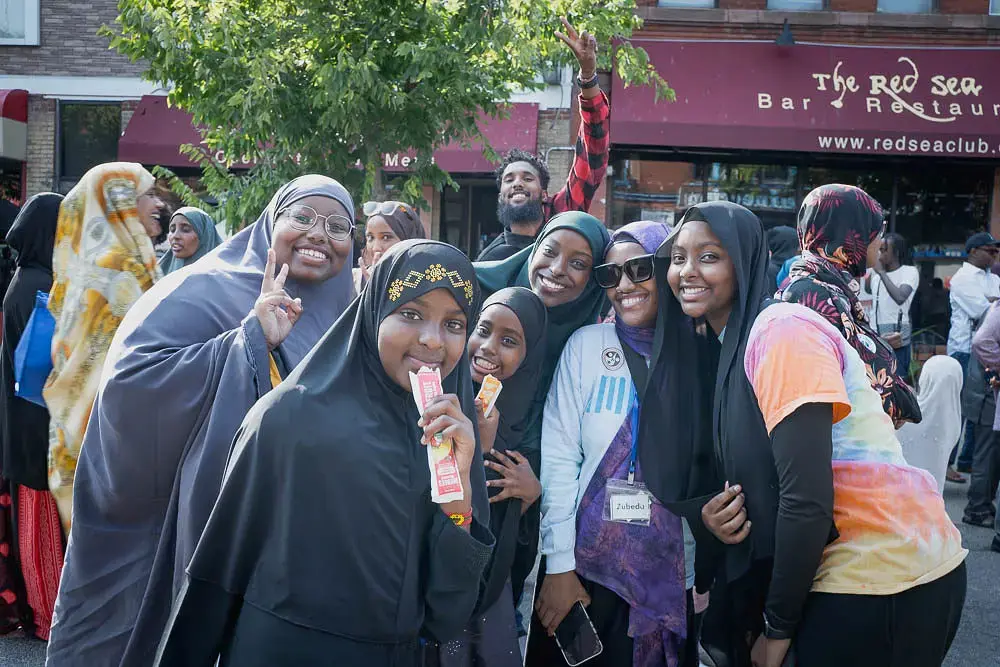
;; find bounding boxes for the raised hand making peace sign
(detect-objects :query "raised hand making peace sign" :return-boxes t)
[254,248,304,350]
[555,17,598,81]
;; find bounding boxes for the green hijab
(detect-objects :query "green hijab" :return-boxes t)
[474,210,610,466]
[158,207,224,274]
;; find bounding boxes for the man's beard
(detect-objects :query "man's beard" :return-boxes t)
[498,198,544,230]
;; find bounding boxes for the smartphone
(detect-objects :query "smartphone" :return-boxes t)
[553,601,603,666]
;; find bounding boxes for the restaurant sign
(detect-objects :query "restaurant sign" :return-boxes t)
[612,41,1000,158]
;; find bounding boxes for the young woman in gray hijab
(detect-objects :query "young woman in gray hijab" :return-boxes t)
[46,175,357,667]
[158,206,223,275]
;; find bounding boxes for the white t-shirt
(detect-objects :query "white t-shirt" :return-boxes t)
[866,265,920,345]
[947,262,1000,355]
[539,323,696,588]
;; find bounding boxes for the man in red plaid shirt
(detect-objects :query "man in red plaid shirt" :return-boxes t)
[477,20,610,262]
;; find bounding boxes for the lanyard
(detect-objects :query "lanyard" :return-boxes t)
[628,383,639,486]
[616,333,648,488]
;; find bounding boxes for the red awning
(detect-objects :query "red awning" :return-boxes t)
[118,96,208,168]
[0,90,27,123]
[613,40,1000,159]
[382,103,539,174]
[120,95,540,173]
[0,89,28,161]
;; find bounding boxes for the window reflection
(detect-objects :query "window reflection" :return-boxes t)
[610,160,700,229]
[611,158,994,252]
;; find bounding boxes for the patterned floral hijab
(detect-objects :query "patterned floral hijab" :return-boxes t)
[44,162,161,529]
[779,184,921,424]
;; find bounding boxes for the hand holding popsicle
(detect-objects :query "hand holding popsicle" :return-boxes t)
[419,394,476,479]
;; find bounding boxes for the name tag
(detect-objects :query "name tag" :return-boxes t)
[609,493,651,522]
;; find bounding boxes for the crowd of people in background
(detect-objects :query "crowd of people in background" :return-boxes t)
[0,19,993,667]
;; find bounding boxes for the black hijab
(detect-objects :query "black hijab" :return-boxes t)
[478,287,548,454]
[645,201,777,582]
[766,226,799,292]
[183,239,489,641]
[0,193,63,489]
[474,286,547,609]
[7,193,61,273]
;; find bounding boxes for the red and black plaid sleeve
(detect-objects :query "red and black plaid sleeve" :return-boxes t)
[544,91,610,221]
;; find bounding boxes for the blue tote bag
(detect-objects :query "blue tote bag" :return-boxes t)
[13,290,55,408]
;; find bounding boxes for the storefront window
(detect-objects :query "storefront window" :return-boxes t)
[440,180,501,258]
[0,161,21,204]
[767,0,825,9]
[0,0,40,45]
[611,160,798,230]
[804,166,895,215]
[894,165,992,251]
[611,158,993,264]
[877,0,934,13]
[609,159,702,230]
[57,102,122,194]
[704,163,798,230]
[992,0,1000,14]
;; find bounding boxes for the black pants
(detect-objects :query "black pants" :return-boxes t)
[794,562,966,667]
[965,429,1000,519]
[525,568,701,667]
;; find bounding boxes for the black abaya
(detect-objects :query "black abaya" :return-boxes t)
[0,193,62,490]
[155,240,494,666]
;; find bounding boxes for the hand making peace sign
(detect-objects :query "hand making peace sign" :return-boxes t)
[555,17,598,80]
[254,248,304,351]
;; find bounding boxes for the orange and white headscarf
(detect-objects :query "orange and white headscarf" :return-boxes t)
[44,162,161,530]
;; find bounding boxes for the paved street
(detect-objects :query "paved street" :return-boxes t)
[0,482,997,666]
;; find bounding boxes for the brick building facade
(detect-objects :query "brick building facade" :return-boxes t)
[0,1,584,256]
[608,0,1000,285]
[0,0,157,202]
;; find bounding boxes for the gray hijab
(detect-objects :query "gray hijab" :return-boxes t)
[157,206,223,275]
[47,175,356,667]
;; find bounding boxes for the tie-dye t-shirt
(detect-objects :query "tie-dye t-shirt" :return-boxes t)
[745,302,966,595]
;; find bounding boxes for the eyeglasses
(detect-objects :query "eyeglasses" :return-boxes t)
[976,245,1000,256]
[279,204,354,241]
[594,254,655,289]
[363,201,418,223]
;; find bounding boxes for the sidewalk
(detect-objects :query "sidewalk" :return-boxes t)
[0,481,995,666]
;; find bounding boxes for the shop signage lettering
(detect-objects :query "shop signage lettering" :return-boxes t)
[756,56,996,124]
[208,148,302,167]
[383,152,436,169]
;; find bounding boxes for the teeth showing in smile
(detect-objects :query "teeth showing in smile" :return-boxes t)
[539,276,566,291]
[473,356,499,372]
[681,287,708,295]
[296,248,328,260]
[620,294,648,308]
[511,193,528,203]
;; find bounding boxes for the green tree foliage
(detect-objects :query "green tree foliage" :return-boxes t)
[107,0,672,230]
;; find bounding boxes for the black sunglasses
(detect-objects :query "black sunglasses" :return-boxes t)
[594,254,655,289]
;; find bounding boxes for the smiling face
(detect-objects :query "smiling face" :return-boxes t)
[666,219,737,335]
[377,287,469,390]
[271,194,352,283]
[467,304,528,384]
[167,214,200,260]
[528,229,594,307]
[365,215,401,266]
[605,242,658,328]
[499,161,546,212]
